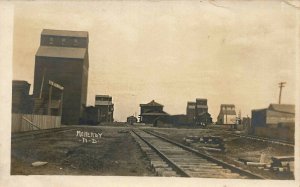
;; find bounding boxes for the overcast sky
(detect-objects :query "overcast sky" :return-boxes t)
[12,1,298,121]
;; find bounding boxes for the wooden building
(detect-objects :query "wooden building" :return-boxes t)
[186,101,196,123]
[195,98,212,126]
[95,95,114,123]
[81,106,99,125]
[127,116,138,125]
[139,100,169,124]
[217,104,237,125]
[251,104,295,141]
[12,80,33,114]
[33,29,89,124]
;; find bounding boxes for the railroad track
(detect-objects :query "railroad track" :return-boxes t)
[11,127,78,142]
[207,128,294,147]
[228,133,294,147]
[131,129,264,179]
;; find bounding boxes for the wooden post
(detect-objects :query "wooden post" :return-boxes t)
[22,116,41,130]
[60,91,63,116]
[48,85,53,115]
[39,68,46,99]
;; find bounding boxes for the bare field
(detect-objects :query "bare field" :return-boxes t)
[11,126,153,176]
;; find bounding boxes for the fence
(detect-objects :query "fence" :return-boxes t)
[12,113,61,133]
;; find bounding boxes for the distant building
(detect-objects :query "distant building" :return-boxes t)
[195,98,212,125]
[156,114,189,127]
[12,80,33,114]
[81,106,99,125]
[186,102,196,123]
[242,117,251,131]
[139,100,169,124]
[127,116,138,125]
[32,29,89,124]
[217,104,237,125]
[251,104,295,141]
[95,95,114,123]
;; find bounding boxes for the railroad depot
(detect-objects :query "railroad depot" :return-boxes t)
[139,100,169,124]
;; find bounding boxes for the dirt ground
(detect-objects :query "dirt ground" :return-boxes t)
[11,126,153,176]
[11,126,294,179]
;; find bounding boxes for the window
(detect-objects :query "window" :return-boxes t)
[73,38,79,46]
[49,37,54,45]
[61,38,66,45]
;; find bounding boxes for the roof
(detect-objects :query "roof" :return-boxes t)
[95,95,111,98]
[42,29,88,38]
[269,104,295,114]
[196,98,207,101]
[140,100,163,107]
[36,46,86,59]
[197,111,212,117]
[187,102,196,105]
[221,104,235,107]
[12,80,30,86]
[140,112,169,116]
[127,116,137,119]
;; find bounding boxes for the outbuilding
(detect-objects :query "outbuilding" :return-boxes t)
[251,104,295,141]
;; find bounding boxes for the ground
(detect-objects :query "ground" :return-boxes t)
[11,126,153,176]
[11,125,294,179]
[148,127,294,179]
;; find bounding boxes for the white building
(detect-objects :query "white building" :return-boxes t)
[217,104,237,125]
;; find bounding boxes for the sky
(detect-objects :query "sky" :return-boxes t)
[12,1,298,122]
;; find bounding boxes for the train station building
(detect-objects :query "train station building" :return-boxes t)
[139,100,169,124]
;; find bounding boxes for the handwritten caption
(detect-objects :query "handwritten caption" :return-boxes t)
[76,130,103,144]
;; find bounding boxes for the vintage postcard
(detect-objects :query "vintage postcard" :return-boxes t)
[0,1,299,187]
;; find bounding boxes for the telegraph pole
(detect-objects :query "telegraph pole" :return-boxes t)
[278,82,286,104]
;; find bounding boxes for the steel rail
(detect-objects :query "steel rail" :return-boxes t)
[228,133,294,147]
[11,128,77,142]
[208,128,294,147]
[144,129,265,179]
[132,129,190,177]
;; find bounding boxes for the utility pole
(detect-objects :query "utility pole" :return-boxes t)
[278,82,286,104]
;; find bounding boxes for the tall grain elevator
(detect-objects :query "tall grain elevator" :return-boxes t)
[33,29,89,125]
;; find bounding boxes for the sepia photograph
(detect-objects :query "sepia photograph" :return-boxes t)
[0,0,299,186]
